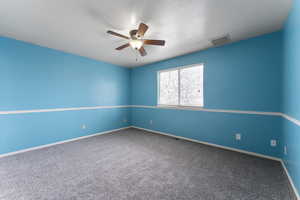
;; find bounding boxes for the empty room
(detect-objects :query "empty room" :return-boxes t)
[0,0,299,199]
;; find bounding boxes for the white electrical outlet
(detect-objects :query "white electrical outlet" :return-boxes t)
[81,124,86,129]
[284,145,288,155]
[150,120,153,125]
[235,133,241,141]
[270,140,277,147]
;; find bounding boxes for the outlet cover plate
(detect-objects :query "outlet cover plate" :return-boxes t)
[271,140,277,147]
[235,133,241,140]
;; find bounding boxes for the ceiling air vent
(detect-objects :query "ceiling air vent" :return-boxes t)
[211,35,231,46]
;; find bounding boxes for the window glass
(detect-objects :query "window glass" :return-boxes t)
[159,70,179,105]
[158,64,203,107]
[180,65,203,106]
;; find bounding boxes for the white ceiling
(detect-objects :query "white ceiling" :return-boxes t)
[0,0,292,67]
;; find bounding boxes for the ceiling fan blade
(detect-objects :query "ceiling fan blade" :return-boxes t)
[139,47,147,56]
[116,43,130,50]
[143,39,165,46]
[136,23,149,37]
[107,30,129,40]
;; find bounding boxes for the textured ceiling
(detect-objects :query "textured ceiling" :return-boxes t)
[0,0,292,67]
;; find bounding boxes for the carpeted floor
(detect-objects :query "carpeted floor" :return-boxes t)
[0,128,296,200]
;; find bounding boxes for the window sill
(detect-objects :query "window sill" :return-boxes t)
[157,104,204,110]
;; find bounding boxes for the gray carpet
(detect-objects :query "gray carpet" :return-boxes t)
[0,128,295,200]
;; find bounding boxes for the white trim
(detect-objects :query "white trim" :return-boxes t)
[281,113,300,127]
[0,125,298,198]
[133,105,300,128]
[1,105,300,128]
[281,160,300,200]
[157,63,205,73]
[132,105,282,116]
[131,126,281,161]
[0,105,130,115]
[0,126,131,159]
[131,105,300,127]
[131,126,299,199]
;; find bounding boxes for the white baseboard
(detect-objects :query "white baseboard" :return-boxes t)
[281,160,300,200]
[0,126,131,159]
[131,126,281,161]
[1,125,298,199]
[131,126,300,199]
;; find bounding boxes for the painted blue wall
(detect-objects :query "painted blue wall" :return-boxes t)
[131,108,282,157]
[131,32,283,112]
[282,0,300,194]
[0,108,130,154]
[283,0,300,120]
[0,30,286,160]
[131,31,284,158]
[0,37,130,110]
[282,119,300,193]
[0,37,131,154]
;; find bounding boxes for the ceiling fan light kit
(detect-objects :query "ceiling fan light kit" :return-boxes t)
[107,23,165,57]
[129,39,144,50]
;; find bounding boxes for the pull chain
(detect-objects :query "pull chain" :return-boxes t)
[131,48,139,62]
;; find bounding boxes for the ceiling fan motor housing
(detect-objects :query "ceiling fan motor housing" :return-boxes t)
[130,30,139,39]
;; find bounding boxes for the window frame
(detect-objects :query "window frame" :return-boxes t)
[157,63,204,108]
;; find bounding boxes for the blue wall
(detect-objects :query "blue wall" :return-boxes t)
[0,37,131,154]
[131,108,282,157]
[0,37,130,110]
[131,32,283,112]
[282,0,300,194]
[131,32,283,158]
[283,0,300,120]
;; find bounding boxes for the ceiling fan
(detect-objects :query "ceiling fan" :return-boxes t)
[107,23,165,56]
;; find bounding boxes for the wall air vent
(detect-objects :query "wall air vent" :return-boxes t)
[211,35,231,46]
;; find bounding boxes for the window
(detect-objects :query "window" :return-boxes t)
[158,64,204,107]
